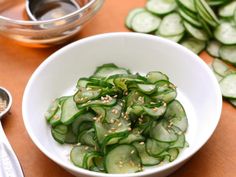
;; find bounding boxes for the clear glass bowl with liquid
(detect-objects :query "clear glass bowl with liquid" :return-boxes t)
[0,0,104,47]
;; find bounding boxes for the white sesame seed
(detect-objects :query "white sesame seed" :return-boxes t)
[131,150,135,154]
[139,142,144,145]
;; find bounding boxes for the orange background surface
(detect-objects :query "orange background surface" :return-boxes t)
[0,0,236,177]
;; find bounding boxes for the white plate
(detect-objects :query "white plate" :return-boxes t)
[22,32,222,177]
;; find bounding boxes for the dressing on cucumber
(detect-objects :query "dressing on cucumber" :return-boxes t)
[45,63,188,174]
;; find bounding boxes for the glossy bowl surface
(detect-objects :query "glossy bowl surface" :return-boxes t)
[22,32,222,177]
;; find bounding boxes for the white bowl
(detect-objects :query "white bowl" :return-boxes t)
[22,33,222,177]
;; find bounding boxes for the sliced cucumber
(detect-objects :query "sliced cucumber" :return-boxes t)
[72,112,94,135]
[76,78,89,88]
[137,84,156,94]
[133,141,162,166]
[229,99,236,107]
[183,21,208,41]
[177,0,196,13]
[131,11,161,33]
[51,124,68,144]
[164,100,188,132]
[70,145,93,167]
[219,45,236,65]
[219,1,236,18]
[150,121,178,142]
[105,145,142,174]
[93,64,130,78]
[196,0,219,27]
[159,13,185,36]
[146,0,177,15]
[181,37,206,54]
[125,8,145,29]
[119,131,144,144]
[74,88,102,104]
[61,97,84,124]
[156,32,184,43]
[178,8,202,28]
[45,99,59,121]
[220,74,236,98]
[143,103,167,118]
[214,23,236,45]
[212,58,233,77]
[206,41,221,57]
[146,71,169,83]
[49,106,62,126]
[77,97,117,108]
[169,134,185,148]
[146,138,169,156]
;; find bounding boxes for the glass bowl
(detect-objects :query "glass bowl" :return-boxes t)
[0,0,104,47]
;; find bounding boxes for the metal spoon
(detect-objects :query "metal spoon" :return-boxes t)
[25,0,80,21]
[0,87,24,177]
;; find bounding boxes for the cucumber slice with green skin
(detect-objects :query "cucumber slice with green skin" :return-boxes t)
[72,112,94,135]
[93,64,130,78]
[77,97,117,109]
[131,11,161,33]
[152,88,177,103]
[51,124,68,144]
[156,32,184,43]
[181,37,206,54]
[125,8,145,29]
[76,78,89,88]
[105,145,142,174]
[206,41,221,57]
[73,88,102,104]
[198,15,212,38]
[197,0,219,26]
[178,8,202,28]
[93,156,105,172]
[119,130,144,144]
[166,148,179,162]
[169,134,185,148]
[219,45,236,65]
[214,23,236,45]
[79,129,97,147]
[229,99,236,107]
[70,145,94,167]
[143,103,167,118]
[220,74,236,98]
[150,121,178,142]
[146,71,169,83]
[146,0,177,15]
[207,0,230,6]
[164,100,188,132]
[177,0,196,13]
[146,138,169,157]
[234,8,236,24]
[212,58,235,77]
[91,106,106,121]
[45,99,59,121]
[219,1,236,18]
[195,0,218,27]
[105,102,123,123]
[49,106,61,126]
[137,84,156,94]
[83,152,101,169]
[133,141,162,166]
[51,124,77,144]
[159,13,185,36]
[183,21,208,41]
[61,97,84,125]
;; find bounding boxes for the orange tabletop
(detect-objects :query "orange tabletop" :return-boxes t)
[0,0,236,177]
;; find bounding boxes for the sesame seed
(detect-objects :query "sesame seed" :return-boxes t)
[139,142,144,145]
[131,150,135,154]
[152,107,158,112]
[104,134,108,137]
[93,117,97,121]
[77,143,81,146]
[128,127,132,131]
[118,122,122,127]
[113,95,118,98]
[119,161,123,164]
[108,130,112,133]
[84,146,89,150]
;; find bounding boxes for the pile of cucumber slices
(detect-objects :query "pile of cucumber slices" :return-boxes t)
[126,0,236,107]
[45,64,188,174]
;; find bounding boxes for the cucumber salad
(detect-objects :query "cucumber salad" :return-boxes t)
[45,64,188,174]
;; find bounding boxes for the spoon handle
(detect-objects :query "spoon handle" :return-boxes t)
[0,123,24,177]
